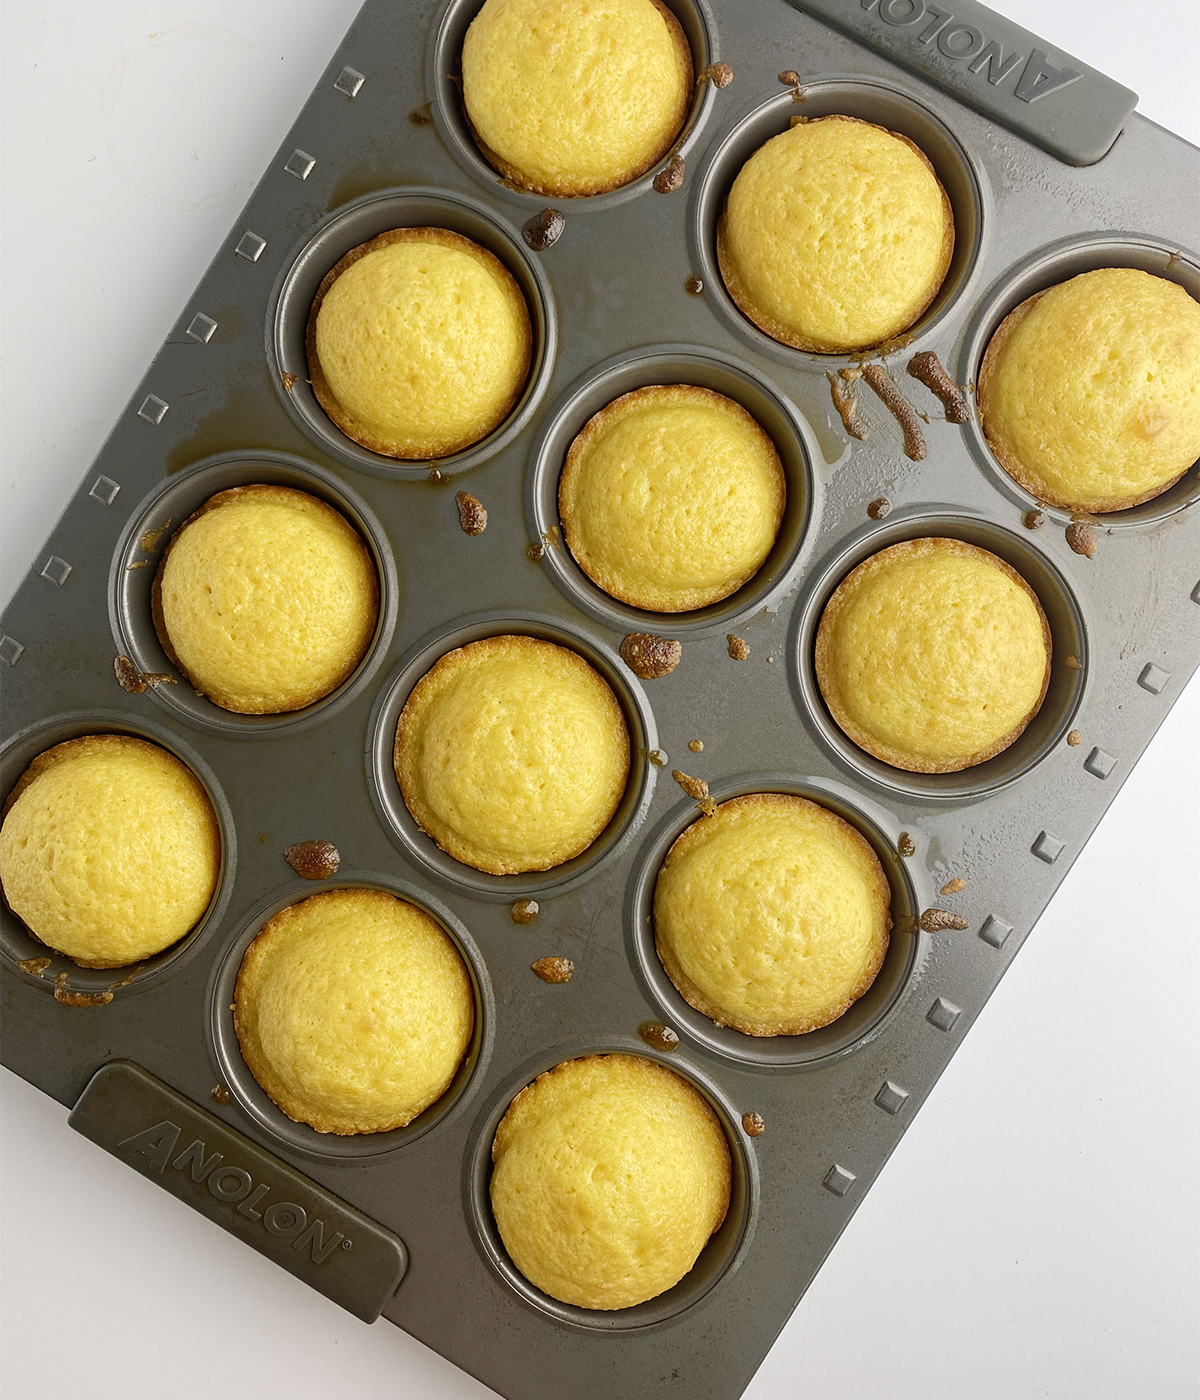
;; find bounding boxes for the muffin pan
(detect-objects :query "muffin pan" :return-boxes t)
[2,0,1197,1396]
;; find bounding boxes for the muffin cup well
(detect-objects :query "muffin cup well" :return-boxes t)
[464,1041,756,1331]
[689,79,985,368]
[626,775,925,1070]
[368,613,658,901]
[0,711,236,1000]
[526,346,815,634]
[427,0,719,212]
[961,234,1200,527]
[208,873,493,1162]
[791,510,1088,802]
[268,188,557,479]
[109,452,398,740]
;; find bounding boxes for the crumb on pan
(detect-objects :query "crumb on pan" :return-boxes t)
[455,490,488,536]
[621,633,681,678]
[531,956,573,983]
[285,839,341,880]
[919,908,969,932]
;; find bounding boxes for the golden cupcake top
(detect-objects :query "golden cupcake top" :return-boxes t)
[559,385,786,612]
[717,115,954,353]
[234,888,474,1135]
[462,0,693,197]
[155,485,378,715]
[308,227,532,459]
[395,635,630,875]
[654,793,891,1036]
[815,538,1051,773]
[978,267,1200,512]
[0,736,220,969]
[489,1054,730,1309]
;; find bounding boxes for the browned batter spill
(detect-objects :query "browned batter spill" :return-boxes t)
[126,560,150,570]
[742,1112,766,1137]
[778,70,801,85]
[455,491,487,536]
[940,877,966,895]
[531,956,573,984]
[522,208,564,251]
[639,1021,679,1051]
[1065,521,1098,558]
[726,634,750,661]
[285,840,340,880]
[861,364,927,461]
[907,351,970,423]
[114,655,176,694]
[53,973,113,1008]
[1065,654,1083,670]
[428,466,444,484]
[1023,509,1045,530]
[511,899,539,925]
[281,372,299,393]
[688,739,704,752]
[919,908,969,932]
[139,520,172,553]
[653,155,685,193]
[826,372,866,440]
[409,102,433,126]
[698,62,733,88]
[526,541,545,562]
[621,633,681,678]
[867,498,891,520]
[647,749,667,767]
[897,832,916,858]
[684,274,704,295]
[672,770,708,800]
[16,957,51,977]
[210,1084,232,1104]
[1067,729,1082,746]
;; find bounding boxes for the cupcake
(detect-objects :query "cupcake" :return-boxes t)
[395,635,629,875]
[558,385,786,611]
[307,227,532,459]
[155,485,378,715]
[490,1054,730,1309]
[462,0,693,197]
[978,267,1200,512]
[654,794,891,1036]
[0,736,220,968]
[717,115,954,353]
[815,538,1051,773]
[234,888,474,1134]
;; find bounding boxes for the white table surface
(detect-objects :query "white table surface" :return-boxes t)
[2,3,1197,1397]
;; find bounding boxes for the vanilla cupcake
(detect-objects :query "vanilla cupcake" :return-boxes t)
[815,538,1051,773]
[0,736,220,968]
[490,1054,730,1309]
[559,385,786,611]
[654,794,891,1036]
[395,635,629,874]
[155,485,378,715]
[718,115,954,353]
[462,0,693,197]
[978,267,1200,512]
[235,888,474,1135]
[308,228,532,458]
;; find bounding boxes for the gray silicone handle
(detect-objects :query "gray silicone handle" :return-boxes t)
[787,0,1137,164]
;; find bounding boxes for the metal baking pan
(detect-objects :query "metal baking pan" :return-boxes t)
[2,0,1197,1396]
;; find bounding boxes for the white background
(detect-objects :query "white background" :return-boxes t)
[2,2,1198,1397]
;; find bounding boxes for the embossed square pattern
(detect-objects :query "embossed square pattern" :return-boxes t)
[822,1165,857,1198]
[874,1082,909,1116]
[926,998,962,1033]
